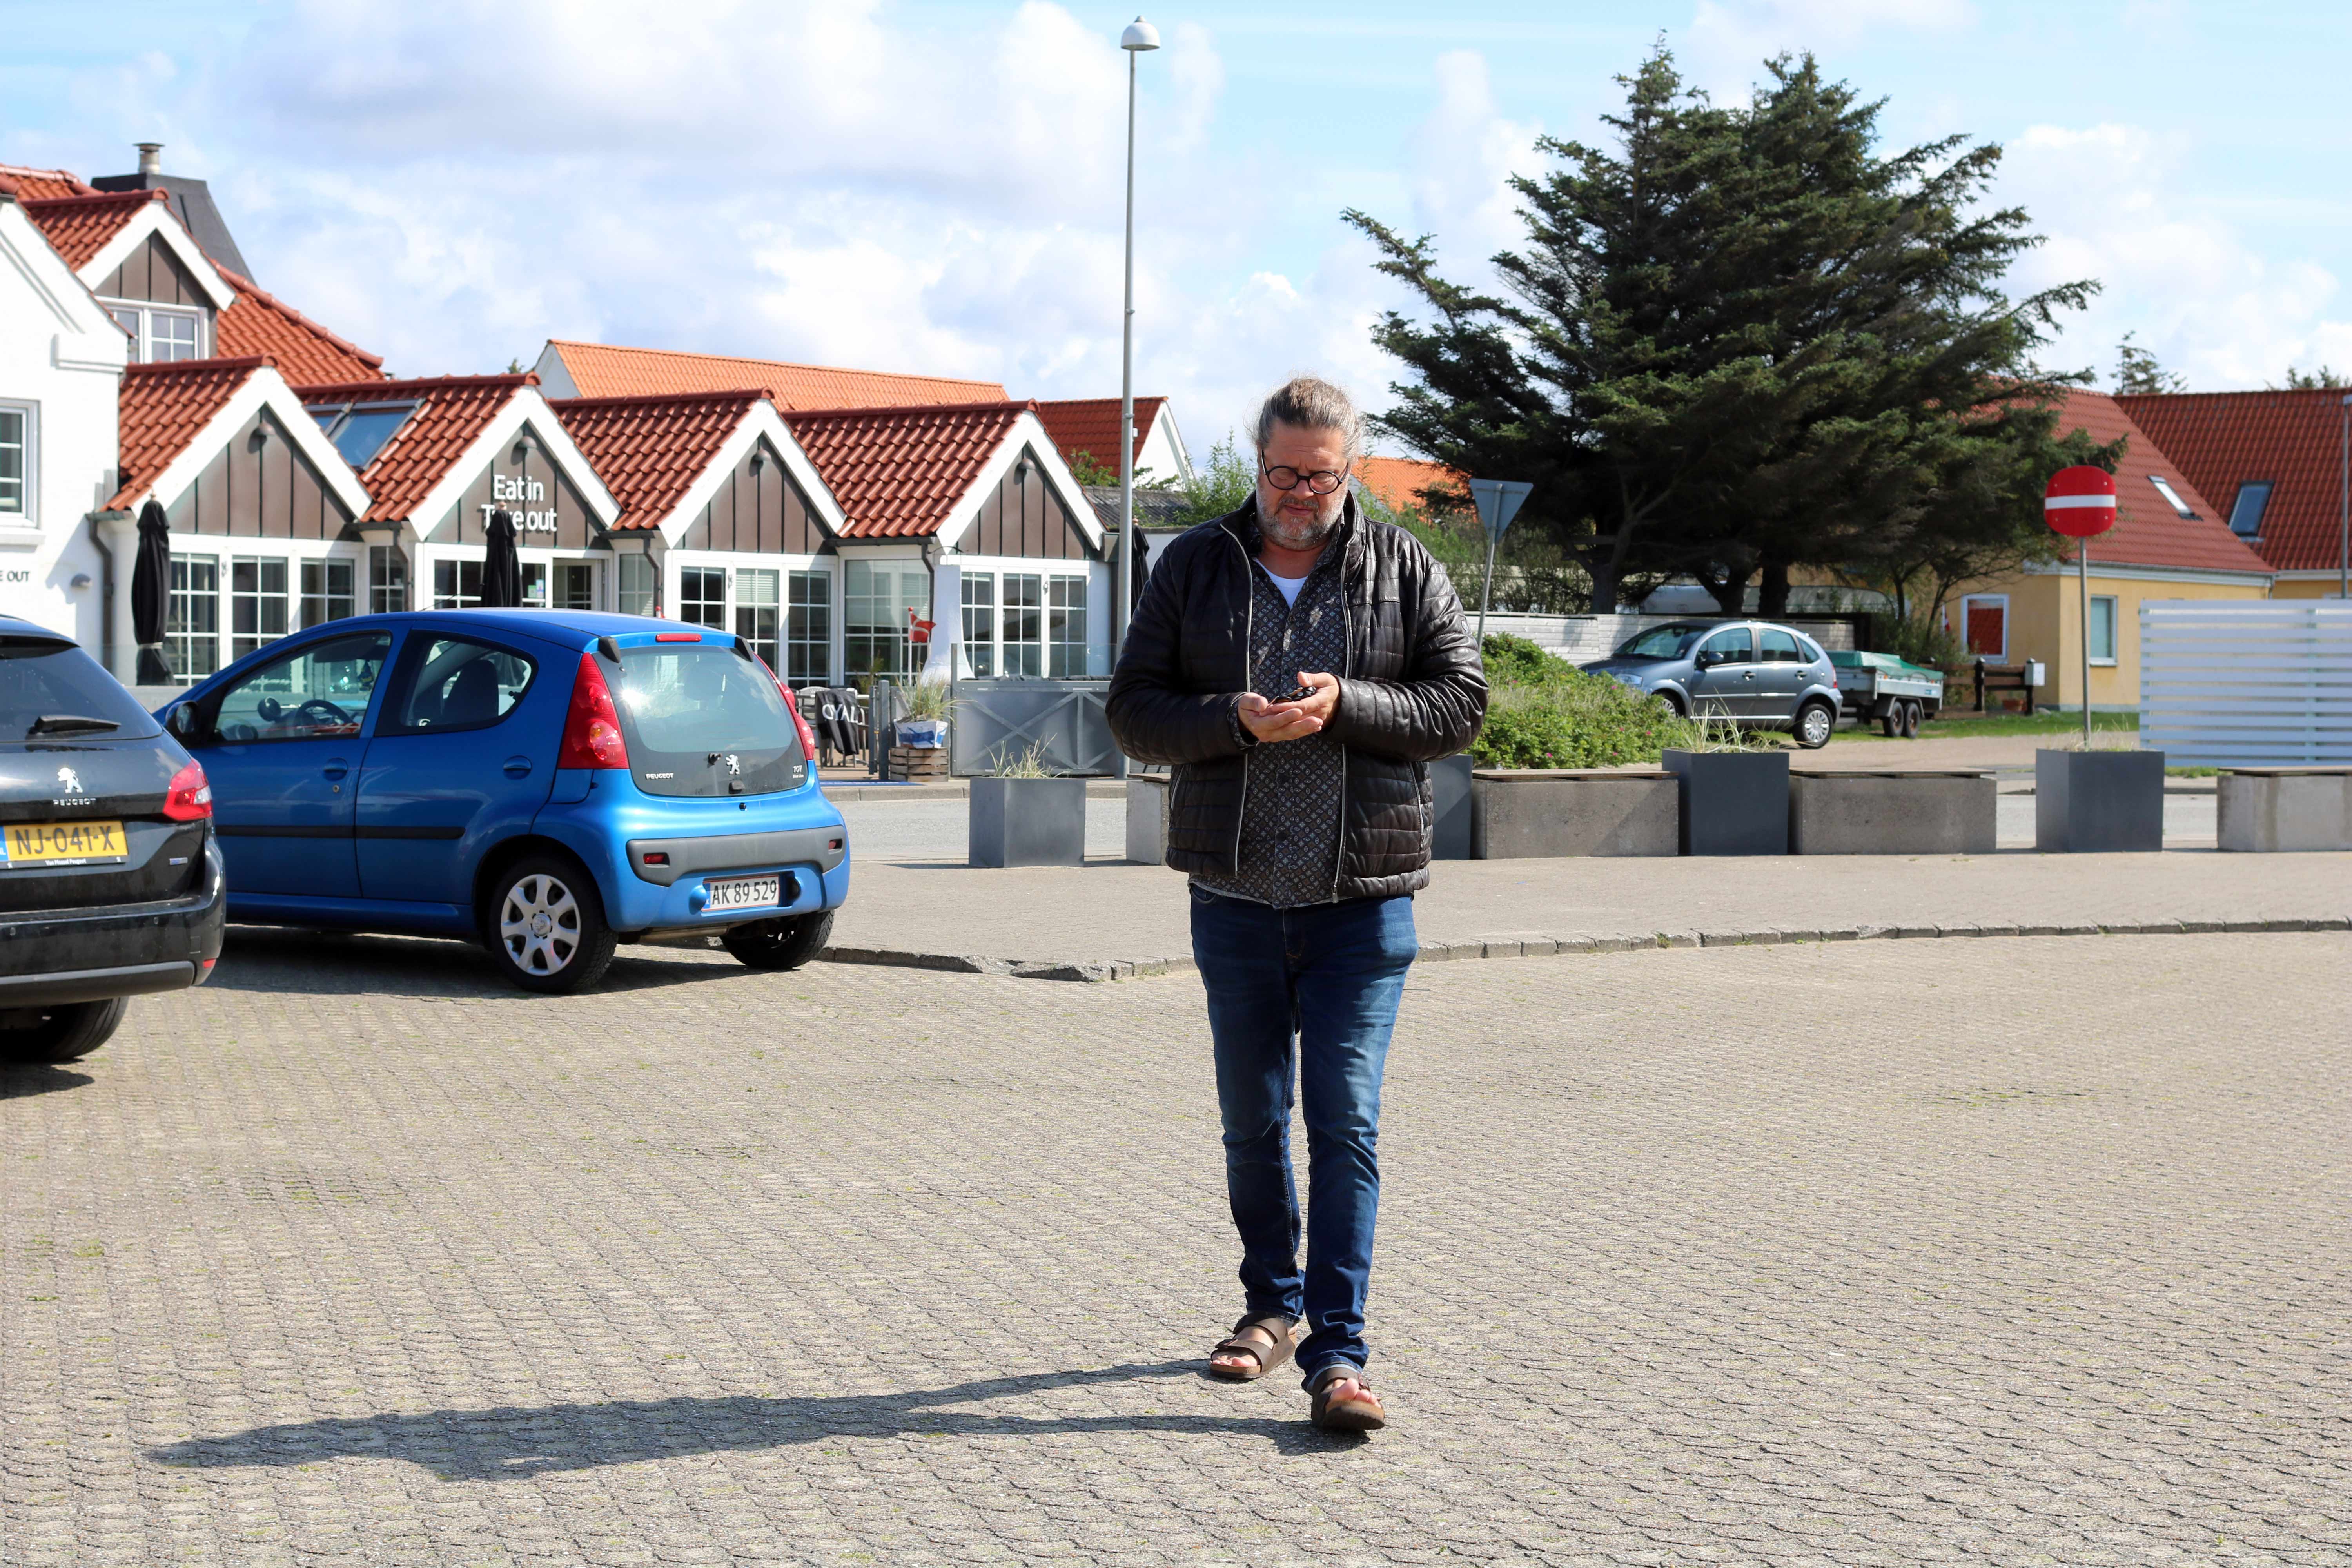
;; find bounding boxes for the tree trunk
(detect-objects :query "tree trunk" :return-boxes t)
[1698,561,1748,615]
[1757,557,1791,619]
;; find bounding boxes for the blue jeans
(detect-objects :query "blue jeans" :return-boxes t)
[1188,884,1417,1384]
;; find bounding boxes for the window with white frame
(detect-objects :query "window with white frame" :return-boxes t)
[432,558,483,608]
[230,556,290,660]
[617,554,657,617]
[678,566,725,630]
[786,570,831,684]
[369,546,408,613]
[1000,573,1042,676]
[300,558,356,628]
[1047,575,1087,677]
[167,555,220,682]
[520,563,550,608]
[2089,595,2119,665]
[104,302,204,364]
[734,568,780,671]
[845,560,926,683]
[0,403,32,522]
[961,573,996,677]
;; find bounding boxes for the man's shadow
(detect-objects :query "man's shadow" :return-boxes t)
[145,1361,1359,1480]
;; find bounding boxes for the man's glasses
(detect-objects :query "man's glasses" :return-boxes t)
[1261,463,1347,495]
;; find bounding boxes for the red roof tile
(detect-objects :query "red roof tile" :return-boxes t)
[784,401,1031,538]
[294,373,532,523]
[2048,389,2270,575]
[1033,397,1165,473]
[20,188,167,270]
[0,163,97,202]
[2116,388,2350,574]
[1354,455,1468,515]
[552,390,764,531]
[548,340,1007,412]
[107,357,270,511]
[213,265,384,385]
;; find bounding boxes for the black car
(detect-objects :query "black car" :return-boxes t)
[0,617,223,1065]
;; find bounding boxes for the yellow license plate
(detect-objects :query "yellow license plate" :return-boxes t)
[3,820,129,868]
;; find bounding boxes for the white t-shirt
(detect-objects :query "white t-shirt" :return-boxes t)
[1264,570,1310,607]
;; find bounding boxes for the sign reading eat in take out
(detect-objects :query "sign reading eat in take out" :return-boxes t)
[480,472,561,534]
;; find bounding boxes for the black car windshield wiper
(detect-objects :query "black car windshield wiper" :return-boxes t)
[26,714,122,737]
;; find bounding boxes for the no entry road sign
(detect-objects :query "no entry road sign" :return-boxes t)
[2045,465,2118,538]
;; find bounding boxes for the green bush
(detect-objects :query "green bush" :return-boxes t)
[1470,634,1686,768]
[1870,613,1966,669]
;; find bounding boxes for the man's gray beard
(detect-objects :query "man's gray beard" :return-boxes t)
[1261,502,1339,552]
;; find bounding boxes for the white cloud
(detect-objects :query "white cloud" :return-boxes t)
[1684,0,1972,99]
[2001,123,2346,389]
[1409,51,1544,276]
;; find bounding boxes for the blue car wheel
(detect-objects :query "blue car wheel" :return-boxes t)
[485,853,619,994]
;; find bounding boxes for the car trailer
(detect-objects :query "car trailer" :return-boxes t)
[1829,650,1945,738]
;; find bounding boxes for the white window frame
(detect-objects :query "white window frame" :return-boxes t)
[2147,473,2196,518]
[369,545,409,613]
[616,552,657,617]
[1046,573,1088,677]
[961,571,996,678]
[0,401,35,527]
[785,568,831,686]
[299,557,357,629]
[229,555,291,661]
[102,300,207,365]
[1959,593,2009,664]
[2087,594,2119,666]
[844,558,927,683]
[167,553,221,684]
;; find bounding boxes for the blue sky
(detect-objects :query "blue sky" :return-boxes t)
[6,0,2348,452]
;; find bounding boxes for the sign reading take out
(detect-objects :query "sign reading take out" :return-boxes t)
[480,473,561,534]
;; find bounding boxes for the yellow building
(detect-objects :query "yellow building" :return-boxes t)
[1938,390,2272,710]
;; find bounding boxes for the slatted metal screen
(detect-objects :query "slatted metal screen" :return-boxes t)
[947,679,1123,777]
[2140,601,2352,764]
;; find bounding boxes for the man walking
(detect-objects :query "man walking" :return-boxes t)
[1106,377,1486,1431]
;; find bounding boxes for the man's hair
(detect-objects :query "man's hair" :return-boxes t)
[1253,376,1361,462]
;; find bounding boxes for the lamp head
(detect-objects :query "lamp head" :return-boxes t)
[1120,16,1160,51]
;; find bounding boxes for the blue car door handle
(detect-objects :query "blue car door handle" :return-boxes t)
[322,757,350,779]
[503,755,534,777]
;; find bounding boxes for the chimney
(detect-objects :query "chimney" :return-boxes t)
[136,143,163,176]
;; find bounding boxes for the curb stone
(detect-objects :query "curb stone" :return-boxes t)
[814,915,2349,983]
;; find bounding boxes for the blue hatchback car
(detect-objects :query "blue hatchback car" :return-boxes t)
[155,610,849,993]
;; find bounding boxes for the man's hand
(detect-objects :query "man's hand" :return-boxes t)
[1238,671,1340,745]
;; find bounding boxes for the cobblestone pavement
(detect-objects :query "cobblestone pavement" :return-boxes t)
[3,929,2348,1567]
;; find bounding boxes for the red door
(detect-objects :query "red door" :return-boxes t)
[1965,602,2006,661]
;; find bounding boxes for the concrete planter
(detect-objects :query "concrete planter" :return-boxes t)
[969,776,1087,867]
[2035,749,2165,853]
[1430,754,1474,860]
[1126,773,1171,864]
[1663,749,1790,856]
[1788,770,1996,855]
[1470,769,1678,858]
[2218,768,2352,852]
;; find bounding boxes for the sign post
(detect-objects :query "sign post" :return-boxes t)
[1466,477,1533,650]
[2044,466,2119,749]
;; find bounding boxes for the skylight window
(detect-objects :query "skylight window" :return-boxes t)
[2148,474,2197,518]
[2227,481,2274,539]
[305,402,416,469]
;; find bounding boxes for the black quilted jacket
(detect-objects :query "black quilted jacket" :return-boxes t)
[1106,499,1488,899]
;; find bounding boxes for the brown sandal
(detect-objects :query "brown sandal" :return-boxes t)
[1208,1315,1297,1381]
[1307,1364,1387,1432]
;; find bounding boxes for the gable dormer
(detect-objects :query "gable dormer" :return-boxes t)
[21,188,238,365]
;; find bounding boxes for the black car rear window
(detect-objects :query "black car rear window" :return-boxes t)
[0,635,160,743]
[611,642,805,797]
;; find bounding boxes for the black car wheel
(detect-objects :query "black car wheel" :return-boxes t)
[1794,699,1836,750]
[1903,700,1926,738]
[483,854,617,994]
[1879,708,1902,737]
[722,910,835,972]
[0,997,129,1065]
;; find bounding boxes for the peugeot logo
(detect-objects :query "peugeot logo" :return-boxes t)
[55,766,82,795]
[723,753,740,776]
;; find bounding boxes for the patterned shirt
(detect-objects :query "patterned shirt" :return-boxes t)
[1191,527,1350,908]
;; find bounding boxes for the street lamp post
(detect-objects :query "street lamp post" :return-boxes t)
[1117,17,1159,657]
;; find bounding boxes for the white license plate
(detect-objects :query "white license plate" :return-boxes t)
[705,874,781,911]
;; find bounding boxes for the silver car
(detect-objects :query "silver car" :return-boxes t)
[1580,620,1843,749]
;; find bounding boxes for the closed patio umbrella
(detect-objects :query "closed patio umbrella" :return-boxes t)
[479,508,523,608]
[130,499,172,684]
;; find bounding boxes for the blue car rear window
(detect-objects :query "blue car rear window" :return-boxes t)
[612,645,805,797]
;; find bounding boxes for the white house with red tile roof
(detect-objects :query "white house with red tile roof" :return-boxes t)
[2117,388,2352,598]
[553,390,847,681]
[1032,396,1193,485]
[290,374,617,622]
[0,192,131,646]
[89,357,372,682]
